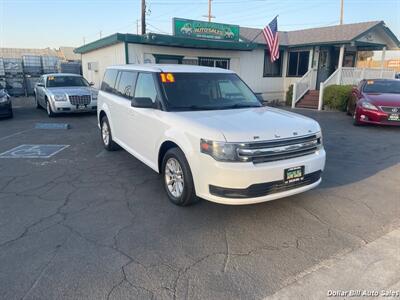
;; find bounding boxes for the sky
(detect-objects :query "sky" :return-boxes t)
[0,0,399,49]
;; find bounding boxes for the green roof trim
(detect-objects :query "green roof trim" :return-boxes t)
[74,32,256,54]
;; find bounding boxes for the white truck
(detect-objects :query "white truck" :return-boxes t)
[97,64,326,206]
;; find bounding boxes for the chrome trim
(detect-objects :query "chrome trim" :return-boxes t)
[238,139,319,158]
[236,133,321,164]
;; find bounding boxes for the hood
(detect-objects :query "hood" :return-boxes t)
[363,93,400,107]
[175,107,320,142]
[47,86,93,96]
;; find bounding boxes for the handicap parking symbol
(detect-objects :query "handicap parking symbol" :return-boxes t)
[0,144,70,159]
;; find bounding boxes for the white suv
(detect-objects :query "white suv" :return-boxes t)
[98,65,326,206]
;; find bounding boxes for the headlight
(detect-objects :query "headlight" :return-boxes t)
[361,101,378,111]
[52,94,67,102]
[316,131,323,149]
[200,139,244,162]
[0,95,9,103]
[91,92,98,100]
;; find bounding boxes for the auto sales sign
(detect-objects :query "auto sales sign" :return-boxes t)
[173,18,240,41]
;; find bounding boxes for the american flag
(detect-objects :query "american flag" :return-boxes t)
[262,16,279,62]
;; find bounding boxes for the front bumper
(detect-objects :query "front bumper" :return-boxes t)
[192,148,326,205]
[0,102,12,117]
[356,107,400,126]
[51,100,97,113]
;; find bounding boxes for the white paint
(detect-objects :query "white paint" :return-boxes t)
[81,42,126,89]
[98,65,326,205]
[0,144,70,159]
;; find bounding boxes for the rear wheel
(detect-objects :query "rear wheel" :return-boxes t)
[100,116,119,151]
[162,148,198,206]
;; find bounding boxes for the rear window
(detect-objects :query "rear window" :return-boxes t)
[363,80,400,94]
[115,71,137,100]
[101,69,118,93]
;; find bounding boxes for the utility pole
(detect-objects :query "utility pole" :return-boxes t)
[83,37,86,45]
[202,0,215,22]
[136,19,139,35]
[99,31,102,38]
[141,0,146,34]
[340,0,344,25]
[208,0,212,22]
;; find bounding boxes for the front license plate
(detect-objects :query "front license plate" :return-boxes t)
[388,114,400,121]
[284,166,305,183]
[78,104,86,109]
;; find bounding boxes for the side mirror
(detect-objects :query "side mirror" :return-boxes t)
[131,97,156,108]
[255,94,264,102]
[37,83,44,87]
[89,82,95,86]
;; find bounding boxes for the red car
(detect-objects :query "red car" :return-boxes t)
[347,79,400,126]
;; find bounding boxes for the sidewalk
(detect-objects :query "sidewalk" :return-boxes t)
[267,229,400,300]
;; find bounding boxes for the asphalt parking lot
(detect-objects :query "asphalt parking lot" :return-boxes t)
[0,97,399,300]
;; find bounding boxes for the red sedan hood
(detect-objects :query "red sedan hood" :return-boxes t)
[363,93,400,107]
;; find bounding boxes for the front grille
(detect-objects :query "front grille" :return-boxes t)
[209,170,322,198]
[237,134,321,164]
[69,95,91,105]
[380,106,400,113]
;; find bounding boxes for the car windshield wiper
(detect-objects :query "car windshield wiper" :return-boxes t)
[218,103,261,109]
[173,105,219,111]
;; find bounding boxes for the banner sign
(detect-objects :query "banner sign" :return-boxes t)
[173,18,240,41]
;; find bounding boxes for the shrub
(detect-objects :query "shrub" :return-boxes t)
[285,84,293,106]
[323,85,353,111]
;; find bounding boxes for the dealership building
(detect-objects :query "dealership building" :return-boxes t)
[75,19,399,108]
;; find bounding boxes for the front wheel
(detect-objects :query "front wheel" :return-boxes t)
[353,110,361,126]
[46,100,55,117]
[35,93,41,109]
[162,148,198,206]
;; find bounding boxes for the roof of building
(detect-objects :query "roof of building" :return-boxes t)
[75,33,256,54]
[240,21,399,48]
[106,64,235,73]
[75,20,400,54]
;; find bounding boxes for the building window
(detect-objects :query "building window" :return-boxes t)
[287,51,310,77]
[198,57,230,69]
[263,50,282,77]
[153,54,183,64]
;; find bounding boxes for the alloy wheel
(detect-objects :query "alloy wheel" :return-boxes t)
[165,158,184,198]
[102,121,110,146]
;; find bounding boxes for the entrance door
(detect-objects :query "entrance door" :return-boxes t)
[316,47,331,89]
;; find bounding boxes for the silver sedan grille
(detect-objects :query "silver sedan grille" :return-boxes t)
[69,95,91,105]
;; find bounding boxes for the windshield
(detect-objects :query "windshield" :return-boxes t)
[47,76,89,88]
[363,80,400,94]
[160,73,261,111]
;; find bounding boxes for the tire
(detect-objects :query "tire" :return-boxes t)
[35,93,41,109]
[100,116,119,151]
[353,110,361,126]
[46,99,55,118]
[162,147,199,206]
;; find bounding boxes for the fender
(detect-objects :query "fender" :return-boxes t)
[155,128,197,173]
[99,102,114,133]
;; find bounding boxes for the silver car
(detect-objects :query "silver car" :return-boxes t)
[34,73,98,117]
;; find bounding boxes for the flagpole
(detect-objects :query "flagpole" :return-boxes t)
[249,15,278,43]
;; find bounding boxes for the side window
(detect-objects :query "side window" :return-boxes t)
[101,69,118,93]
[134,73,158,103]
[115,71,137,100]
[219,80,241,99]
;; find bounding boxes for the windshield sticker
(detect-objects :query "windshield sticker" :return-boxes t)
[160,73,175,83]
[48,76,55,80]
[367,80,374,85]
